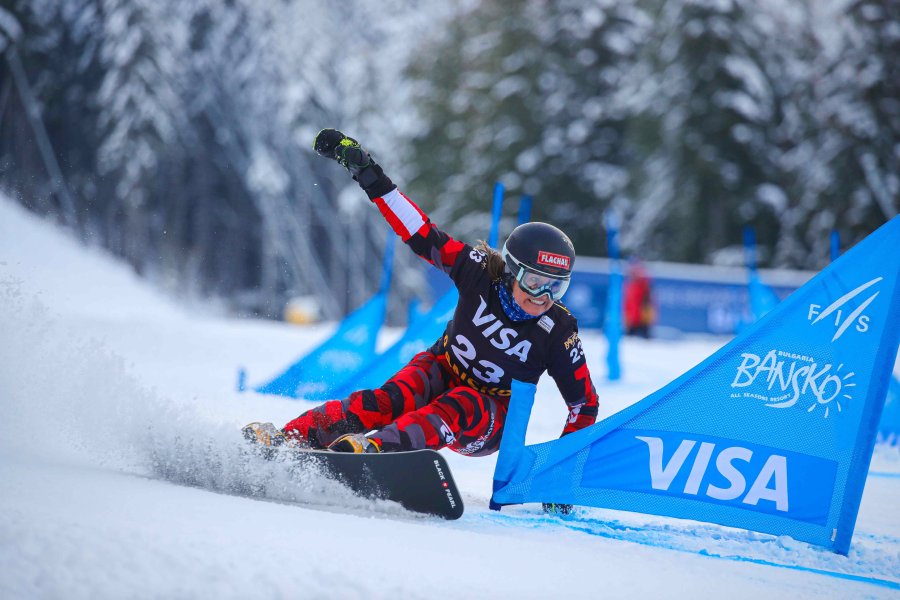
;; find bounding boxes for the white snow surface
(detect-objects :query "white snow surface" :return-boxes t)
[1,197,898,599]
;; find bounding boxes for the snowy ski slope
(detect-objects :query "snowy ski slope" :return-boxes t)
[1,197,898,599]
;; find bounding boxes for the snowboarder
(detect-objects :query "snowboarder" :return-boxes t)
[244,129,599,460]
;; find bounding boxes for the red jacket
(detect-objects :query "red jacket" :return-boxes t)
[624,273,652,328]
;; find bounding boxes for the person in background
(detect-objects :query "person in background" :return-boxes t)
[624,257,654,338]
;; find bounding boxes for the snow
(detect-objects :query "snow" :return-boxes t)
[1,196,899,599]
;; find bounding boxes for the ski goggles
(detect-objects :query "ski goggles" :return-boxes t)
[511,266,571,301]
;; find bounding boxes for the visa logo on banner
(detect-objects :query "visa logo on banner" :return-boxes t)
[582,429,838,525]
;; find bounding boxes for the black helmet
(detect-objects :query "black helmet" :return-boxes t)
[501,222,575,300]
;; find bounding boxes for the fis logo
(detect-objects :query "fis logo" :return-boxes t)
[808,277,881,342]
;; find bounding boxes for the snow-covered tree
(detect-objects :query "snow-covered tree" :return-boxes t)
[95,0,188,272]
[622,0,787,265]
[5,0,104,226]
[404,0,644,255]
[775,0,899,268]
[847,0,900,223]
[3,0,896,315]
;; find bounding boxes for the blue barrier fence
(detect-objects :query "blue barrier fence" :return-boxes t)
[562,259,815,336]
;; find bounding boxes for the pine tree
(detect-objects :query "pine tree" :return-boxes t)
[847,0,900,224]
[530,0,646,255]
[95,0,187,272]
[404,0,643,255]
[623,0,786,265]
[5,0,104,228]
[4,1,458,316]
[776,0,898,268]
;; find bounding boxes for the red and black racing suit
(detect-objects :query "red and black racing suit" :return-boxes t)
[283,187,599,455]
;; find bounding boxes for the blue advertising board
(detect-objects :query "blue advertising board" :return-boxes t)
[564,259,812,335]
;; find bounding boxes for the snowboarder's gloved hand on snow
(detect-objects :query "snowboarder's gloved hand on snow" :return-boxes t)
[313,129,395,199]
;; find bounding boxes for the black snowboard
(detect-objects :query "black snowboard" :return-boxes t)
[295,449,464,520]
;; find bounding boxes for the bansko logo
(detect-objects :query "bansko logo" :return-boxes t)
[727,278,883,418]
[808,277,882,342]
[731,350,855,418]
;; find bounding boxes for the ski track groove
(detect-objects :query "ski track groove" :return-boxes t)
[868,471,900,479]
[476,511,900,592]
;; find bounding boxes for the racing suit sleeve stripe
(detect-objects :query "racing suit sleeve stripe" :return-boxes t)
[371,188,468,275]
[373,188,428,242]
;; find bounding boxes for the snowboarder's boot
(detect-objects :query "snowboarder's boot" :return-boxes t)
[328,433,383,454]
[242,422,287,447]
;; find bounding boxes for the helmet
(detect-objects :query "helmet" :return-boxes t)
[501,222,575,301]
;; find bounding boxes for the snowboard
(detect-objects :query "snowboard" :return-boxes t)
[294,448,464,520]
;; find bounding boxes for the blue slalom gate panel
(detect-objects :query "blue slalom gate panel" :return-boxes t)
[252,234,396,399]
[748,272,781,322]
[492,216,900,555]
[254,290,389,399]
[743,226,780,325]
[329,289,459,398]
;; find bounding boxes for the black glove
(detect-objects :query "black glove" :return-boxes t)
[313,129,394,199]
[542,502,574,516]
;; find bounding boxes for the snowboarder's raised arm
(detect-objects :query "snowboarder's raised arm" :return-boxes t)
[313,129,469,277]
[372,188,469,277]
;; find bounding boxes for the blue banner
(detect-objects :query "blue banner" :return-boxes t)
[747,272,780,322]
[581,429,837,525]
[564,268,801,335]
[254,290,389,399]
[330,289,458,397]
[492,216,900,554]
[253,234,396,399]
[743,227,780,323]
